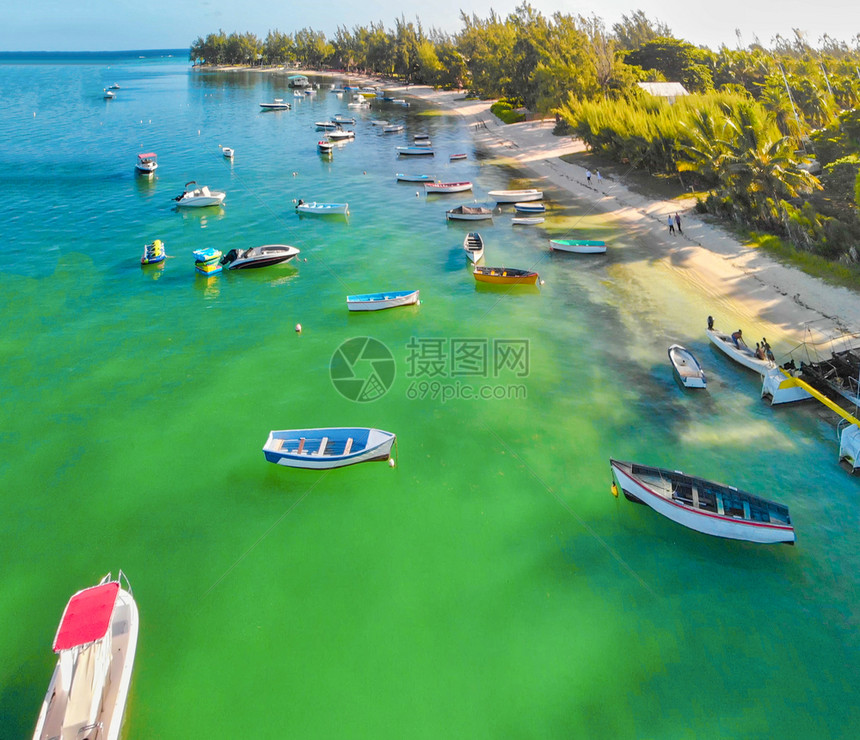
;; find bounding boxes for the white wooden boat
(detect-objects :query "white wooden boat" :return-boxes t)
[296,200,349,215]
[397,146,434,156]
[134,152,157,174]
[425,181,473,194]
[668,344,706,388]
[263,427,396,469]
[396,173,434,182]
[706,327,773,375]
[488,189,543,203]
[174,182,226,207]
[221,147,234,159]
[463,232,484,263]
[512,217,545,225]
[549,239,607,254]
[446,205,493,221]
[220,244,300,270]
[32,572,139,740]
[383,123,404,133]
[259,99,291,110]
[514,202,545,213]
[346,289,419,311]
[610,459,796,544]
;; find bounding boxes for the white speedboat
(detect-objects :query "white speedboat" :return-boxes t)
[668,344,707,388]
[333,115,356,125]
[174,182,226,207]
[32,572,139,740]
[221,147,234,159]
[610,459,795,544]
[134,152,157,174]
[315,121,338,130]
[220,244,300,270]
[318,140,334,154]
[296,200,349,216]
[103,89,115,100]
[383,124,404,133]
[371,120,390,127]
[488,189,543,203]
[259,99,291,110]
[463,232,484,263]
[327,130,355,141]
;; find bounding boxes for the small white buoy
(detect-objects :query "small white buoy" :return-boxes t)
[292,171,298,177]
[295,323,302,333]
[303,258,307,262]
[416,191,419,197]
[540,279,545,285]
[292,198,297,204]
[388,458,396,468]
[198,130,200,135]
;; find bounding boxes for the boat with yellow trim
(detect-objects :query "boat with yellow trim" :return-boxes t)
[473,265,539,286]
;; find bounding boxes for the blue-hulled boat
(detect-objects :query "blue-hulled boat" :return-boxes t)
[396,173,434,182]
[346,289,420,311]
[263,427,396,469]
[141,239,165,265]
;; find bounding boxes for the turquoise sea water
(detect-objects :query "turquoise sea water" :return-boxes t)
[2,53,859,738]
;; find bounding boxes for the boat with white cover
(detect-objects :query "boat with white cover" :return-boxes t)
[346,289,419,311]
[446,205,493,221]
[488,189,543,203]
[220,244,300,270]
[425,181,473,194]
[668,344,706,388]
[32,571,139,740]
[463,232,484,263]
[610,459,796,544]
[174,182,226,207]
[296,200,349,215]
[263,427,396,469]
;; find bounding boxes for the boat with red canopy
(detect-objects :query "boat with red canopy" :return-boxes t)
[135,152,157,174]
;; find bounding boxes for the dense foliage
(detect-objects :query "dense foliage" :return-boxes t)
[190,8,860,264]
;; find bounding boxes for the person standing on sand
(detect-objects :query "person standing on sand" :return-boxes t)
[586,169,592,185]
[675,212,682,234]
[668,214,675,235]
[596,170,602,185]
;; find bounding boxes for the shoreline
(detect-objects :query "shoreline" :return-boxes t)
[221,65,860,351]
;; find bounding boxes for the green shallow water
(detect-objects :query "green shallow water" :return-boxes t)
[2,55,859,738]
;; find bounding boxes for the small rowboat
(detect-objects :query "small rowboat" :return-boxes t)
[396,173,434,182]
[514,202,545,213]
[668,344,706,388]
[383,124,404,133]
[413,140,433,148]
[397,146,435,156]
[488,189,542,203]
[296,201,349,216]
[450,153,467,161]
[549,239,607,254]
[473,266,539,285]
[610,459,795,544]
[346,289,419,311]
[425,181,473,194]
[463,232,484,263]
[512,217,545,225]
[141,239,165,265]
[263,428,396,469]
[414,134,430,141]
[221,147,234,159]
[446,205,493,221]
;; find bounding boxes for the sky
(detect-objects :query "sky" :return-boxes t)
[0,0,856,52]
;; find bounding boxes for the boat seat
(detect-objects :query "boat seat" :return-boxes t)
[315,437,329,455]
[343,438,353,455]
[297,437,306,454]
[272,438,285,451]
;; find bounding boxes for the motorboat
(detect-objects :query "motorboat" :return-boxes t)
[425,181,473,194]
[413,140,433,148]
[263,428,396,469]
[383,124,404,133]
[296,200,349,216]
[488,189,542,203]
[318,140,334,154]
[287,74,309,88]
[315,121,339,130]
[333,115,356,125]
[706,326,773,375]
[668,344,707,388]
[108,83,121,90]
[174,182,225,207]
[446,205,493,221]
[31,572,139,740]
[514,202,546,213]
[512,217,545,225]
[193,248,222,276]
[327,129,355,142]
[134,152,157,174]
[473,266,539,285]
[220,244,300,270]
[259,99,291,110]
[449,153,467,161]
[396,146,434,156]
[549,239,607,254]
[103,89,115,100]
[414,134,430,141]
[463,232,484,263]
[141,239,165,265]
[371,120,390,127]
[396,173,434,182]
[221,147,234,159]
[346,289,420,311]
[610,459,796,544]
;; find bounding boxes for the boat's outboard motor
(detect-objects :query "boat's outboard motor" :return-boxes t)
[221,249,239,265]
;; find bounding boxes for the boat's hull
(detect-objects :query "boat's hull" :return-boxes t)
[135,164,157,174]
[473,268,539,285]
[611,460,795,544]
[178,193,225,207]
[706,329,773,375]
[668,344,707,388]
[549,239,606,254]
[488,189,543,203]
[346,290,419,311]
[263,428,396,469]
[32,586,139,740]
[760,366,814,405]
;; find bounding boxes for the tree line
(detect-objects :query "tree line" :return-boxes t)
[190,6,860,266]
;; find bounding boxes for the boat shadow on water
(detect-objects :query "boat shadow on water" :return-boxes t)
[474,281,540,296]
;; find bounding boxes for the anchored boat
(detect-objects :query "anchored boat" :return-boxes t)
[473,266,539,285]
[463,232,484,263]
[346,289,419,311]
[263,427,396,469]
[668,344,706,388]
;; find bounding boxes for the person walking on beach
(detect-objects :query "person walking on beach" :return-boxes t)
[596,170,602,185]
[586,169,592,185]
[674,212,682,235]
[668,214,675,235]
